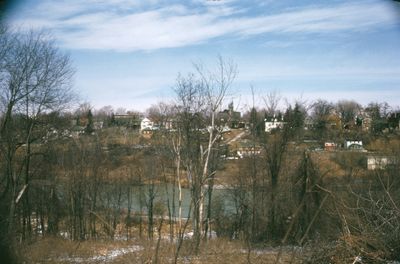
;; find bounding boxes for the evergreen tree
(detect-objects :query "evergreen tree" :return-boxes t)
[85,110,94,134]
[284,103,305,140]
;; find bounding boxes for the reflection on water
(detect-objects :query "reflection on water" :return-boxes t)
[121,184,235,217]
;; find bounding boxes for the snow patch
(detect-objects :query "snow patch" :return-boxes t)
[57,245,143,263]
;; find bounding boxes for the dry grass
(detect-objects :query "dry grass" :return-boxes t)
[20,236,300,264]
[214,160,240,185]
[21,237,144,263]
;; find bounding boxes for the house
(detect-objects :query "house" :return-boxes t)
[304,116,314,130]
[113,114,141,129]
[324,142,337,151]
[164,118,178,130]
[236,140,261,158]
[344,140,364,151]
[140,117,154,131]
[218,102,243,129]
[355,110,372,132]
[367,155,398,170]
[140,117,157,138]
[265,116,285,132]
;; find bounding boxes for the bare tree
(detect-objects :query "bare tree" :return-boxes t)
[115,107,127,115]
[174,72,205,252]
[146,102,174,129]
[261,100,309,240]
[365,102,390,134]
[311,99,334,139]
[336,100,361,129]
[95,105,114,117]
[263,90,281,117]
[194,56,237,241]
[95,105,114,126]
[0,27,74,258]
[174,56,237,253]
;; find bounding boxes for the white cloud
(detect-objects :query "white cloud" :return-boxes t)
[7,0,399,51]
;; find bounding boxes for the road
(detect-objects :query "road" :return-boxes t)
[226,130,247,144]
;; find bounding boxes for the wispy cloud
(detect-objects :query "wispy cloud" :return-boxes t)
[8,0,399,51]
[238,65,400,81]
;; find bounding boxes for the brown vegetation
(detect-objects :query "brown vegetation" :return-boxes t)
[1,28,400,263]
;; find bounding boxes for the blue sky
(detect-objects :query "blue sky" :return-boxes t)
[5,0,400,111]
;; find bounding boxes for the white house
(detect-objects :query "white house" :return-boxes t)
[265,117,285,132]
[367,155,397,170]
[344,140,363,150]
[140,117,154,131]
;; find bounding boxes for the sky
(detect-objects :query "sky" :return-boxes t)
[3,0,400,112]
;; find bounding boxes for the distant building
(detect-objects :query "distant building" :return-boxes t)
[367,155,398,170]
[344,140,364,151]
[355,110,372,132]
[113,114,141,129]
[140,117,154,131]
[164,119,177,130]
[304,116,314,130]
[236,140,261,158]
[324,142,337,151]
[265,116,285,132]
[218,102,243,129]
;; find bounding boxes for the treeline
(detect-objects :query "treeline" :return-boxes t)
[86,98,400,135]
